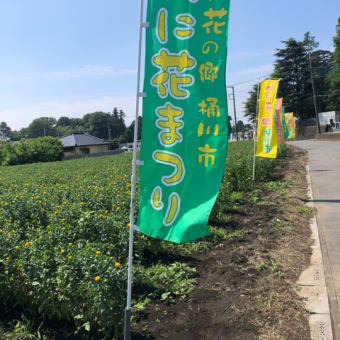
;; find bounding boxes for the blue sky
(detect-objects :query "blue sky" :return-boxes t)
[0,0,339,130]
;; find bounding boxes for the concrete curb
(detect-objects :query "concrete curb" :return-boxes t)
[296,165,333,340]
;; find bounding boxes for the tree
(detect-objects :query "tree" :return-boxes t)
[83,112,111,139]
[110,108,126,139]
[27,117,57,138]
[272,33,332,118]
[120,117,142,143]
[10,130,21,141]
[327,17,340,110]
[310,50,333,113]
[228,115,232,138]
[0,122,12,140]
[244,84,259,122]
[236,120,244,132]
[272,36,313,118]
[56,116,71,127]
[244,32,333,120]
[56,117,86,134]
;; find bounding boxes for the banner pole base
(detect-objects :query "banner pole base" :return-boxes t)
[124,308,131,340]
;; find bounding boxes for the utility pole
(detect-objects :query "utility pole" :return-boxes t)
[308,52,321,134]
[227,85,238,141]
[107,118,112,140]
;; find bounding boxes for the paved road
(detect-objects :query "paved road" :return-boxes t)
[291,140,340,338]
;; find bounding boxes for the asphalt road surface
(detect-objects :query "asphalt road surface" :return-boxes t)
[291,140,340,338]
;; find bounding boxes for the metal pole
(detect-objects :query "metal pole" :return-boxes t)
[231,86,238,141]
[308,52,321,134]
[107,118,112,140]
[227,86,238,141]
[125,0,145,339]
[252,79,261,187]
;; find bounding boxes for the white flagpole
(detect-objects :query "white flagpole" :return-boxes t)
[252,78,261,187]
[124,0,146,339]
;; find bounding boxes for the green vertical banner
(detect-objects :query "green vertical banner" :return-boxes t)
[281,106,289,140]
[137,0,231,243]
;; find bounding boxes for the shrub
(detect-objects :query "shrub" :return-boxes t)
[1,137,64,166]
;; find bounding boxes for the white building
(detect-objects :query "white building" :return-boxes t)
[318,111,340,130]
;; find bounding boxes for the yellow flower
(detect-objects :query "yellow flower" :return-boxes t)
[24,241,30,247]
[15,245,19,249]
[0,229,2,233]
[94,275,100,281]
[96,250,101,255]
[115,262,121,268]
[68,255,72,260]
[61,218,66,222]
[60,249,65,253]
[61,227,66,231]
[140,235,145,239]
[68,242,73,246]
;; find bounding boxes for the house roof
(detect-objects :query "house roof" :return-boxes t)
[59,133,110,148]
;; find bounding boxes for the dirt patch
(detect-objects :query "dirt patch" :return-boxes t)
[133,146,313,340]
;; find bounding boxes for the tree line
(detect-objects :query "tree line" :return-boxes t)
[245,18,340,121]
[0,108,142,144]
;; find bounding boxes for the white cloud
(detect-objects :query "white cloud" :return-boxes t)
[0,65,136,83]
[0,94,138,130]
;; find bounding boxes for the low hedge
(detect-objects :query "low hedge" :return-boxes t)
[0,137,64,166]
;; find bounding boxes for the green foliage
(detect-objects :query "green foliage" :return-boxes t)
[4,315,44,340]
[245,32,334,119]
[0,153,143,338]
[272,33,332,119]
[244,83,259,122]
[0,141,290,338]
[327,17,340,110]
[27,118,57,138]
[135,262,197,303]
[0,137,63,166]
[296,206,312,216]
[6,107,130,142]
[0,122,12,140]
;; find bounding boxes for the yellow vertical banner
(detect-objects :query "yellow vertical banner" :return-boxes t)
[285,113,296,139]
[256,80,280,158]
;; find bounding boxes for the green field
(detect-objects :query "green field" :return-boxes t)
[0,141,287,338]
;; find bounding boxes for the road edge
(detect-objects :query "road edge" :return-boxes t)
[307,161,340,339]
[296,165,334,339]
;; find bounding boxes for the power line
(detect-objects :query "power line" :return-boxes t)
[229,73,271,87]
